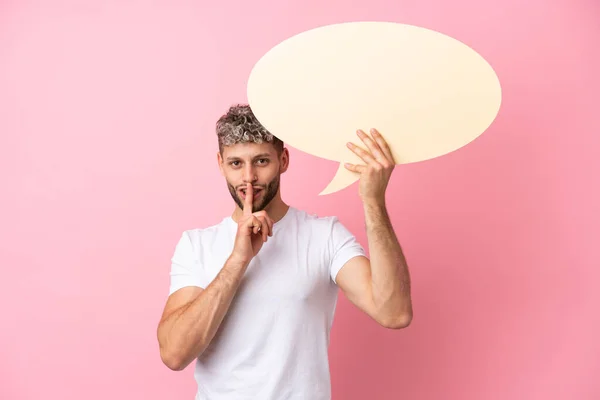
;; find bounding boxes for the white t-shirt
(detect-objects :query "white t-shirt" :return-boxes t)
[168,206,366,400]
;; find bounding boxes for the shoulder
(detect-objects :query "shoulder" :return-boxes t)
[175,217,233,248]
[287,207,348,235]
[288,206,336,223]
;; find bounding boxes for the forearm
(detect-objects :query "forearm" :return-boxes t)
[363,199,412,326]
[159,256,248,370]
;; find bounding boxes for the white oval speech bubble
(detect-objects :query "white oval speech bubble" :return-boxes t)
[247,21,502,195]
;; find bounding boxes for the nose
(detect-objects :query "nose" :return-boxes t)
[242,164,257,184]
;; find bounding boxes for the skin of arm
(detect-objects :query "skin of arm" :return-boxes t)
[364,198,412,327]
[157,256,248,371]
[335,199,412,329]
[336,128,413,329]
[157,184,274,370]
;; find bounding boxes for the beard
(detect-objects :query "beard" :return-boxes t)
[227,174,280,214]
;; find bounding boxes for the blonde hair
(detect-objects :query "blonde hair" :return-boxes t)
[216,104,283,154]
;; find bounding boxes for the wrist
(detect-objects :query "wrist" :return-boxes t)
[227,254,250,270]
[362,196,386,209]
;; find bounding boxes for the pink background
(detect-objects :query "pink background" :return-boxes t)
[1,1,599,399]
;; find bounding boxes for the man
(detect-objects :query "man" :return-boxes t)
[157,104,412,399]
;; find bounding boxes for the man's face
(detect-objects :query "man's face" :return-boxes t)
[218,142,288,213]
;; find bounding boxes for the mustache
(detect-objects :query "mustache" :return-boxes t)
[236,184,266,191]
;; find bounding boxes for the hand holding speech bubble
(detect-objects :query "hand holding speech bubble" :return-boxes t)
[247,21,502,195]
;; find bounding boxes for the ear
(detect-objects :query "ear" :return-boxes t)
[217,152,225,176]
[279,148,290,174]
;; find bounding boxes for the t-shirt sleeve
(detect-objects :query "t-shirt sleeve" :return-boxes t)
[328,217,367,284]
[168,230,207,295]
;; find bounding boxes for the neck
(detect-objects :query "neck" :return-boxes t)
[231,192,290,224]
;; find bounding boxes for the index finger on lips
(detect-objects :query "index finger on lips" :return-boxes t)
[243,183,253,216]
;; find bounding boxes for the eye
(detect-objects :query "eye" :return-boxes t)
[257,158,269,165]
[230,161,240,167]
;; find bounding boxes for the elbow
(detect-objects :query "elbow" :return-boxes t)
[160,347,193,372]
[160,351,185,371]
[372,296,413,329]
[378,310,413,330]
[157,326,206,371]
[382,315,412,329]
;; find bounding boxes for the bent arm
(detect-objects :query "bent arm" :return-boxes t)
[157,255,248,371]
[364,199,412,327]
[336,200,412,329]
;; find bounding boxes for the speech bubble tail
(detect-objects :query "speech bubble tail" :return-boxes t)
[318,163,360,196]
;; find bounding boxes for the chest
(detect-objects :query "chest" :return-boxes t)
[202,231,334,305]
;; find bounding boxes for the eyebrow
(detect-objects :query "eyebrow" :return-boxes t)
[226,153,272,162]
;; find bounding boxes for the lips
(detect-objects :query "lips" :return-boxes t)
[239,187,263,200]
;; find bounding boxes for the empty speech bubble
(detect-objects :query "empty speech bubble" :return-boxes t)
[247,21,502,195]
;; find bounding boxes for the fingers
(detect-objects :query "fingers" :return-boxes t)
[254,211,274,241]
[344,162,366,173]
[348,129,395,167]
[356,129,387,164]
[245,212,274,242]
[251,215,266,241]
[369,128,395,164]
[255,216,267,242]
[243,183,253,216]
[346,140,377,165]
[246,215,263,237]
